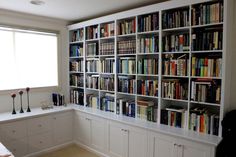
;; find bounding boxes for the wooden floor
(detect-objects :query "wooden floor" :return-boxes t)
[38,145,100,157]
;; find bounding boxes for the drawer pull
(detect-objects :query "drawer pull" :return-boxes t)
[12,130,16,133]
[38,124,42,127]
[39,141,43,144]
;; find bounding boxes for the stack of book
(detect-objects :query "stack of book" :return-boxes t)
[100,93,115,112]
[86,59,99,72]
[70,60,84,72]
[86,75,99,89]
[70,45,83,57]
[70,89,84,105]
[100,58,115,73]
[116,99,135,117]
[137,58,158,75]
[137,36,159,54]
[189,107,219,136]
[86,94,99,109]
[87,43,98,56]
[70,75,84,87]
[137,79,158,97]
[100,23,115,38]
[71,28,84,42]
[86,26,98,39]
[118,57,136,74]
[163,34,190,52]
[137,100,157,122]
[162,79,188,100]
[138,13,159,32]
[100,42,114,55]
[118,76,136,94]
[117,18,136,35]
[118,40,136,54]
[161,106,187,128]
[192,2,224,26]
[100,77,114,91]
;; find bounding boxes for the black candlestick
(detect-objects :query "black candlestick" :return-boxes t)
[11,93,16,114]
[19,90,24,113]
[26,87,31,112]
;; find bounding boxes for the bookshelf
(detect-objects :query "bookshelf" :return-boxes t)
[68,0,234,137]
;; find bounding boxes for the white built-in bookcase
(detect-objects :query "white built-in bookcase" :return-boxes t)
[68,0,236,137]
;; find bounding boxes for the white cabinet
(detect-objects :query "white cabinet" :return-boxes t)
[148,131,214,157]
[27,115,52,135]
[52,111,73,145]
[108,121,148,157]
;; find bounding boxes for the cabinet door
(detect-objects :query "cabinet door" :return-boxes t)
[179,139,213,157]
[108,121,126,157]
[74,112,91,145]
[52,111,73,145]
[127,126,148,157]
[2,138,28,157]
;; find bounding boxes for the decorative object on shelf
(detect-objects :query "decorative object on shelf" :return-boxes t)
[52,93,65,106]
[19,90,24,113]
[52,93,58,106]
[11,93,16,114]
[26,87,31,112]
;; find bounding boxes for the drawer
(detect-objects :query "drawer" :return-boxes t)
[0,120,27,141]
[2,138,28,157]
[27,115,52,136]
[28,132,53,154]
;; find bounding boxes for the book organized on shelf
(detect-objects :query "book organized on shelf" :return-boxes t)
[86,25,98,40]
[100,41,115,55]
[161,106,187,128]
[100,58,115,73]
[118,39,136,54]
[117,57,136,74]
[70,60,84,72]
[86,42,98,56]
[86,58,99,72]
[138,12,159,32]
[137,79,158,97]
[86,75,99,89]
[192,56,222,77]
[86,94,99,109]
[137,100,157,122]
[137,36,159,53]
[117,99,135,117]
[100,76,114,91]
[100,22,115,38]
[70,89,84,105]
[191,79,221,104]
[71,28,84,42]
[189,107,219,136]
[70,75,84,87]
[192,1,224,26]
[162,79,188,100]
[117,18,136,35]
[118,76,136,94]
[163,54,189,76]
[162,8,189,29]
[70,45,83,57]
[137,58,158,75]
[100,93,115,112]
[163,33,190,52]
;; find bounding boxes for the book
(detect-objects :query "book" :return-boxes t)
[100,41,115,55]
[163,34,190,52]
[100,22,115,38]
[86,25,98,39]
[118,18,136,35]
[138,13,159,32]
[118,40,136,54]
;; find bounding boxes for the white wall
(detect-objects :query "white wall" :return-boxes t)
[0,9,69,113]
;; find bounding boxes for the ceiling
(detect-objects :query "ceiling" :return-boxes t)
[0,0,167,22]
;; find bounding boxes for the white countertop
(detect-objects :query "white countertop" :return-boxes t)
[0,143,13,157]
[0,104,222,146]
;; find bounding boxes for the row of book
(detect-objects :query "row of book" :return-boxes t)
[137,80,158,97]
[137,100,157,122]
[70,45,83,57]
[163,56,189,76]
[100,93,115,112]
[100,58,115,73]
[189,107,219,135]
[70,75,84,87]
[87,43,98,56]
[100,23,115,38]
[137,36,159,54]
[192,2,224,26]
[100,77,114,91]
[118,58,136,74]
[162,9,189,29]
[118,76,136,94]
[70,89,84,105]
[163,34,190,52]
[192,30,223,51]
[86,94,99,109]
[137,58,158,75]
[117,18,136,35]
[161,106,187,128]
[86,59,99,72]
[100,41,114,55]
[191,79,221,104]
[192,57,222,77]
[138,13,159,32]
[118,40,136,54]
[70,60,84,72]
[86,75,99,89]
[86,26,98,40]
[117,99,135,117]
[71,29,84,42]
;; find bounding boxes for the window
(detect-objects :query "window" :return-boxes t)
[0,27,58,91]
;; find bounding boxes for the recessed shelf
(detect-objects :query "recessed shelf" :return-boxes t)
[86,38,99,42]
[137,94,159,99]
[162,97,188,103]
[190,101,221,107]
[117,33,136,38]
[70,86,84,89]
[137,30,159,35]
[162,51,189,54]
[191,76,222,80]
[191,50,223,53]
[100,90,115,93]
[117,92,136,96]
[86,88,99,91]
[100,36,115,40]
[191,22,223,28]
[162,26,190,32]
[137,53,159,55]
[137,74,158,77]
[69,56,84,59]
[69,71,84,74]
[70,41,84,44]
[162,75,188,78]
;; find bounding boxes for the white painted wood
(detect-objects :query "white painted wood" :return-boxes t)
[2,138,27,157]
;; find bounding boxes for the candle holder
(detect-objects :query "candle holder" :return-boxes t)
[11,93,16,114]
[26,87,31,112]
[19,90,24,113]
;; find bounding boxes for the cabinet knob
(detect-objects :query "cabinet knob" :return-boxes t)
[54,117,57,120]
[38,124,42,127]
[39,141,43,144]
[12,130,16,133]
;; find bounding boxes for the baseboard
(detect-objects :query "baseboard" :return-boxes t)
[74,141,110,157]
[24,141,74,157]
